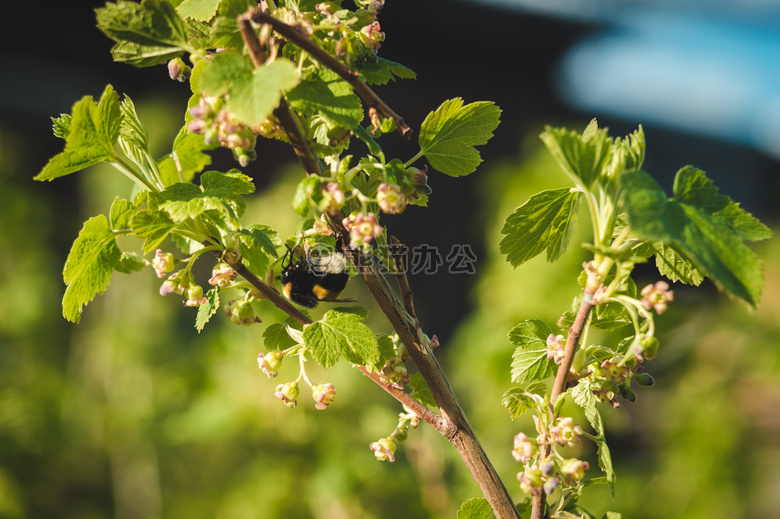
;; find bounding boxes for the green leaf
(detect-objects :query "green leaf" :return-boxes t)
[201,169,255,197]
[673,166,772,242]
[499,188,581,267]
[198,54,300,125]
[130,209,175,254]
[238,226,278,257]
[288,68,363,129]
[156,169,254,221]
[418,98,501,177]
[540,119,612,188]
[109,197,136,230]
[622,169,767,305]
[62,215,122,322]
[596,436,615,492]
[358,57,416,85]
[408,372,438,410]
[195,288,219,332]
[365,334,397,373]
[158,129,214,185]
[456,497,493,519]
[176,0,220,21]
[263,323,299,352]
[304,308,379,369]
[501,387,541,420]
[36,85,121,181]
[652,242,704,285]
[52,114,71,139]
[97,0,188,67]
[115,252,148,273]
[602,512,623,519]
[508,319,557,385]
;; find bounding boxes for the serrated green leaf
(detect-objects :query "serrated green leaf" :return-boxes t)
[365,334,396,373]
[198,54,300,125]
[36,85,121,181]
[358,57,416,85]
[238,226,278,257]
[540,120,612,188]
[602,512,623,519]
[52,114,71,139]
[119,96,150,157]
[499,187,581,267]
[501,387,540,420]
[176,0,220,21]
[195,288,219,332]
[201,169,255,197]
[157,183,205,221]
[673,166,772,242]
[456,497,493,519]
[508,319,557,384]
[62,215,122,322]
[263,323,299,351]
[419,98,501,177]
[158,129,214,185]
[130,209,175,253]
[408,372,438,410]
[115,252,148,274]
[304,308,379,368]
[109,197,136,230]
[97,0,188,67]
[288,68,363,128]
[596,436,615,492]
[572,379,601,434]
[652,242,704,285]
[622,169,766,305]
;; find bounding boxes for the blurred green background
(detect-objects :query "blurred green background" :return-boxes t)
[2,1,780,518]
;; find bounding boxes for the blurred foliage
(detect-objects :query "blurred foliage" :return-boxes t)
[2,100,779,519]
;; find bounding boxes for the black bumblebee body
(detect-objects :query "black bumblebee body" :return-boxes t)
[279,242,350,308]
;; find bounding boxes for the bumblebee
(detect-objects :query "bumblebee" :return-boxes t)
[279,239,351,308]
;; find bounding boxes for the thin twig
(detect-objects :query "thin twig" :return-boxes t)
[530,287,597,519]
[238,14,322,176]
[389,235,417,319]
[247,8,413,140]
[333,224,522,519]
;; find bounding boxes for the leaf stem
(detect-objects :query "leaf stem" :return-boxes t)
[532,285,598,519]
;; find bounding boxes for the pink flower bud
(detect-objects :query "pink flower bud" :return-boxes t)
[312,383,336,410]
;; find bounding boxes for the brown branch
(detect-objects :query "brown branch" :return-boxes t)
[239,10,516,516]
[238,14,322,176]
[389,235,417,319]
[531,287,597,519]
[247,7,413,140]
[334,226,521,519]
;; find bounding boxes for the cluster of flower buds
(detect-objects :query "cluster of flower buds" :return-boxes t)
[311,383,336,410]
[320,182,346,212]
[274,381,299,408]
[225,298,261,326]
[257,352,283,379]
[208,263,237,288]
[167,57,191,82]
[515,456,588,496]
[188,96,257,167]
[370,436,396,462]
[343,212,383,247]
[152,249,175,278]
[511,432,539,464]
[379,357,409,389]
[545,417,584,447]
[159,270,208,307]
[640,281,674,314]
[376,182,406,214]
[359,21,384,51]
[546,334,566,364]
